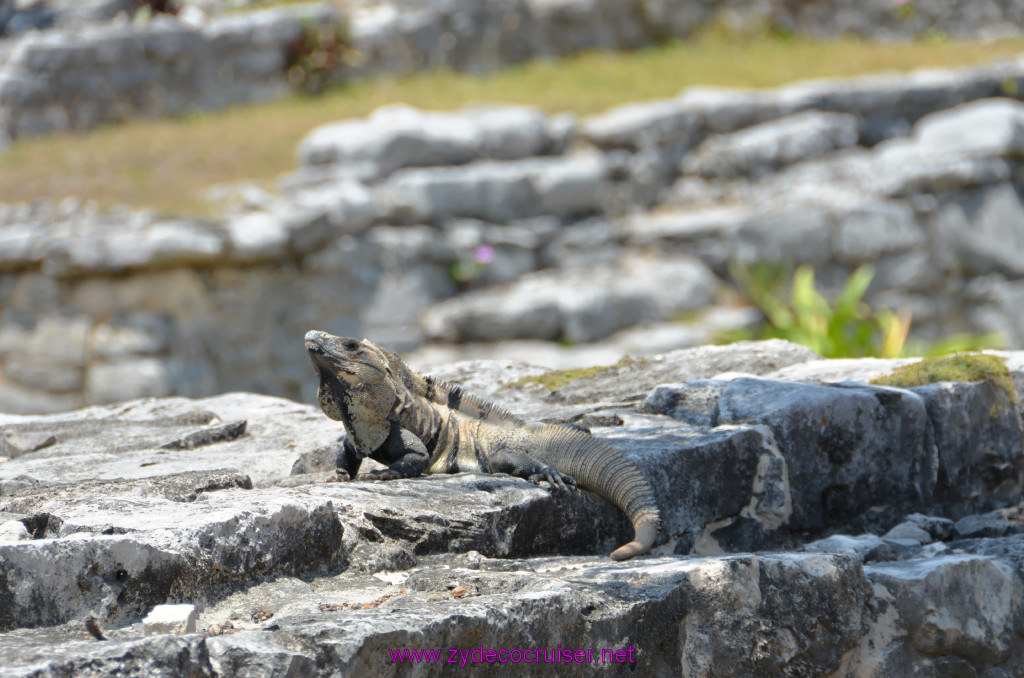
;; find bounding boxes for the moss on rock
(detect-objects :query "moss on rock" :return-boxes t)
[506,356,645,392]
[871,353,1017,405]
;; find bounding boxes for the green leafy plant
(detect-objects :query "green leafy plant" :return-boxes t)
[891,0,916,22]
[720,262,1002,358]
[284,20,356,94]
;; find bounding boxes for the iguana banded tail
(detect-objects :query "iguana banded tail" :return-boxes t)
[305,330,660,561]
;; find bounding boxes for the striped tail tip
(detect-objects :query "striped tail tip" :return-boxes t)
[609,520,658,561]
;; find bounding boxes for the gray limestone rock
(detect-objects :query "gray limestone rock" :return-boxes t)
[868,140,1013,196]
[715,379,936,532]
[380,152,609,223]
[867,555,1022,669]
[85,357,174,405]
[832,198,924,265]
[913,97,1024,159]
[223,211,289,262]
[903,513,956,541]
[296,104,563,177]
[678,85,793,135]
[422,253,718,344]
[681,110,861,180]
[0,518,30,542]
[0,312,91,364]
[646,379,929,530]
[763,356,919,385]
[541,339,820,408]
[642,379,729,427]
[954,511,1019,539]
[1,354,83,392]
[0,552,873,677]
[883,522,933,544]
[644,372,1024,533]
[38,218,228,276]
[804,533,886,561]
[582,97,700,150]
[86,313,173,360]
[912,379,1024,517]
[939,182,1024,278]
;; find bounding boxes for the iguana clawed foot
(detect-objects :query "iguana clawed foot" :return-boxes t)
[528,467,576,492]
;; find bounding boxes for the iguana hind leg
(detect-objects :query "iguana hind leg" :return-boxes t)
[489,447,576,492]
[360,424,430,481]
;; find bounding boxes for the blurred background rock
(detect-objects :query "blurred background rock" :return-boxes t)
[3,0,1024,413]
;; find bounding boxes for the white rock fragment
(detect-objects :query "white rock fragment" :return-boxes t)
[0,520,31,542]
[883,522,933,544]
[143,604,198,636]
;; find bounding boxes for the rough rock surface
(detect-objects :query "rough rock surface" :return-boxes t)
[4,343,1024,675]
[421,253,718,344]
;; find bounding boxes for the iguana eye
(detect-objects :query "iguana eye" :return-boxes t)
[343,339,360,352]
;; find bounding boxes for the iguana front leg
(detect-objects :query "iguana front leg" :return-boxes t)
[334,436,363,481]
[360,422,430,481]
[489,447,576,492]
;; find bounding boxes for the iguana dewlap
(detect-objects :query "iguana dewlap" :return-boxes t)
[305,330,660,560]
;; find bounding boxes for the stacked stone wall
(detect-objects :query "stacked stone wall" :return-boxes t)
[5,59,1024,412]
[4,0,1024,144]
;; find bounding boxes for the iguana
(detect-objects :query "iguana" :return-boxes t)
[305,330,661,561]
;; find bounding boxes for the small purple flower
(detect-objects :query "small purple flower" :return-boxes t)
[474,244,495,264]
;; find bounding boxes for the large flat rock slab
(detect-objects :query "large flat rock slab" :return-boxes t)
[0,552,873,677]
[0,393,340,487]
[0,389,804,628]
[5,548,1024,678]
[3,348,1024,674]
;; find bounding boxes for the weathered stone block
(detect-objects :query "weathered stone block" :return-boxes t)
[868,555,1022,668]
[682,110,860,179]
[422,254,717,344]
[85,357,174,404]
[646,378,938,533]
[914,97,1024,159]
[87,313,173,360]
[40,218,227,275]
[912,378,1024,516]
[0,312,91,364]
[296,103,560,177]
[583,98,700,150]
[1,355,82,392]
[224,211,289,261]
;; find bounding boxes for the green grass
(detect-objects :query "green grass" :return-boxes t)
[3,35,1024,215]
[871,353,1018,405]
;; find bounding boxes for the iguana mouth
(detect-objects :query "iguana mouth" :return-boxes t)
[305,342,337,376]
[304,329,330,353]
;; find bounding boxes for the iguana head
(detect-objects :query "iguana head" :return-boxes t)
[305,330,400,453]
